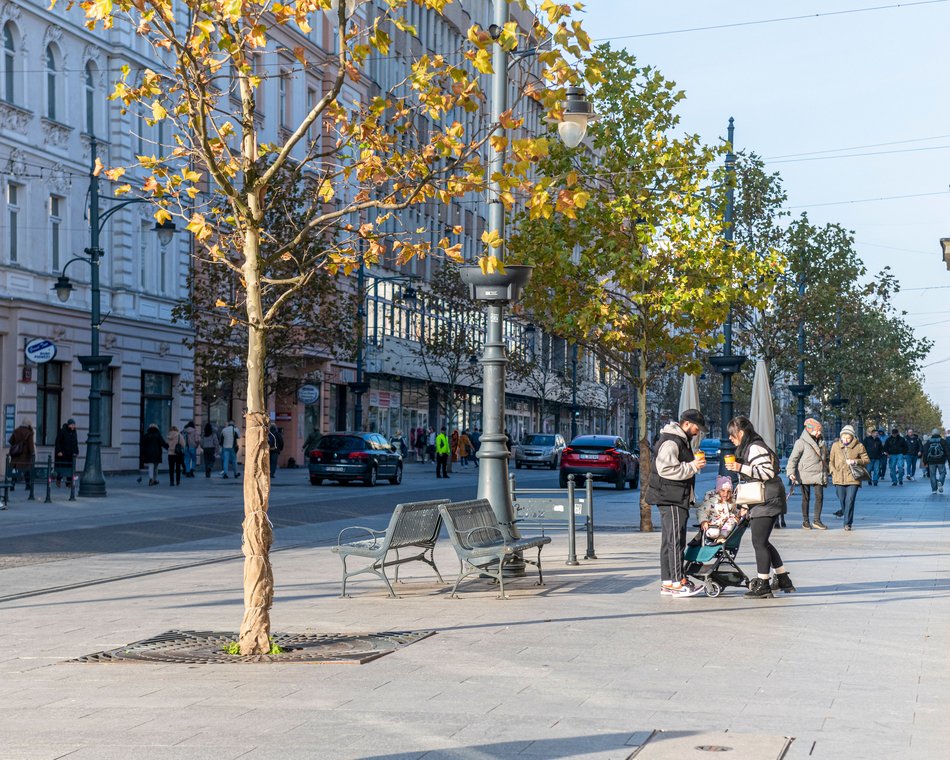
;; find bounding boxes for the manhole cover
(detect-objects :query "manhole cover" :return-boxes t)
[629,731,793,760]
[70,629,434,665]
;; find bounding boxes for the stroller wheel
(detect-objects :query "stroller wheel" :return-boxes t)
[704,580,722,598]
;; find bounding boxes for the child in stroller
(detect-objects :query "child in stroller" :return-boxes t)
[684,476,751,597]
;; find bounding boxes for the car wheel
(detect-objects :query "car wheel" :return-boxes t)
[309,477,323,486]
[559,472,568,489]
[615,470,626,490]
[389,464,403,485]
[631,472,640,489]
[364,465,378,487]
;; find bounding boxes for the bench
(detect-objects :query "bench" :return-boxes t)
[439,498,552,599]
[332,499,448,598]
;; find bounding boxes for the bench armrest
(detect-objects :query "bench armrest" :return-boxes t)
[337,526,386,546]
[458,524,504,549]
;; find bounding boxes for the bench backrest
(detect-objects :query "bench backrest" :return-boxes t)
[387,499,448,549]
[440,499,502,550]
[514,497,589,522]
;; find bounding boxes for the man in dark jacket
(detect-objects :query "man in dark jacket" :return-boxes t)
[904,429,921,481]
[862,429,884,486]
[646,409,708,598]
[54,419,80,486]
[922,429,949,494]
[883,427,907,486]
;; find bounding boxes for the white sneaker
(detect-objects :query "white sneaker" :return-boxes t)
[672,582,704,598]
[660,583,676,596]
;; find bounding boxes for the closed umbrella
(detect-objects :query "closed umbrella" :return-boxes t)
[749,359,776,452]
[678,374,701,451]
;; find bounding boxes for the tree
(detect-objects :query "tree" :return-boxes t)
[509,46,781,530]
[74,0,593,652]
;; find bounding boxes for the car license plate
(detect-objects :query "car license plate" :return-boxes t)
[324,466,345,472]
[579,454,599,460]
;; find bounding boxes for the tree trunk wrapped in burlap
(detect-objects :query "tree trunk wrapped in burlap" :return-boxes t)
[239,410,274,654]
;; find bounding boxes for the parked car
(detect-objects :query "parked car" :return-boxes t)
[514,433,567,470]
[699,437,721,461]
[559,434,639,490]
[308,432,402,487]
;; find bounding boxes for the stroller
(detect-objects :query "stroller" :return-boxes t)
[683,518,751,597]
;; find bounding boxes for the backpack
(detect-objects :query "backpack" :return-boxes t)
[9,440,23,458]
[926,439,945,464]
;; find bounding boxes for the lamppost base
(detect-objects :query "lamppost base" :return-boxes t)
[78,479,106,498]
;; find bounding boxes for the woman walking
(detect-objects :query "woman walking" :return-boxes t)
[200,422,219,478]
[724,415,794,598]
[829,425,870,531]
[165,425,185,486]
[141,423,167,486]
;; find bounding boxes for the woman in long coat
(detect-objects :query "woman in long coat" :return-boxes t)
[141,423,167,486]
[8,419,35,489]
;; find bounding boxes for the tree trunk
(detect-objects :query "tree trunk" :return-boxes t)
[637,354,653,532]
[239,223,274,655]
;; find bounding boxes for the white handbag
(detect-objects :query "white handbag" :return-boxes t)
[735,481,765,505]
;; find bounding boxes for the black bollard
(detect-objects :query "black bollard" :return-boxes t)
[27,455,35,501]
[68,456,76,501]
[566,474,579,565]
[584,472,597,560]
[44,455,53,503]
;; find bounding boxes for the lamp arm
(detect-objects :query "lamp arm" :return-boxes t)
[97,197,149,234]
[59,256,93,279]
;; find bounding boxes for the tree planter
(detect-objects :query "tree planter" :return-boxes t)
[459,264,533,304]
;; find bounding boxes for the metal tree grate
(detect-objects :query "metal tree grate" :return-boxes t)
[70,629,434,665]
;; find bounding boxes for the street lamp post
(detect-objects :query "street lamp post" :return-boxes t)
[709,118,747,474]
[52,139,175,497]
[788,268,813,433]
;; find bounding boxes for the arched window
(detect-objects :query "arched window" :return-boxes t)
[46,45,57,120]
[3,23,15,103]
[84,61,96,135]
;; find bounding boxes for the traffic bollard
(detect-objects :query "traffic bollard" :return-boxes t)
[566,474,579,565]
[585,472,597,559]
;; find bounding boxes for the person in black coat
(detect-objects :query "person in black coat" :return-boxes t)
[54,419,80,486]
[140,423,168,486]
[882,428,908,486]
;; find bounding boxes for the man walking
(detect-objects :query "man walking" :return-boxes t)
[219,419,240,479]
[922,429,949,494]
[862,429,884,486]
[905,428,921,481]
[786,418,828,529]
[426,426,436,465]
[435,427,450,478]
[883,427,907,486]
[646,409,708,598]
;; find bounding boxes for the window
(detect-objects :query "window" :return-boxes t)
[136,108,145,156]
[278,71,289,128]
[37,362,63,447]
[141,371,173,436]
[50,195,62,270]
[45,45,57,120]
[138,221,151,290]
[84,61,96,135]
[307,86,318,144]
[7,183,19,263]
[100,368,114,447]
[3,23,14,103]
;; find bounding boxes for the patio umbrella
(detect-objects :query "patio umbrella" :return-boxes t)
[678,374,701,450]
[749,359,776,452]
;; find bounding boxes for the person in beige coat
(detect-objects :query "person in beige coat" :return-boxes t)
[828,425,870,531]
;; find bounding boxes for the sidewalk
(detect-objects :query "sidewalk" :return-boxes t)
[0,474,947,759]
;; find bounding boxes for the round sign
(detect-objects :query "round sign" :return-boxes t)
[25,338,57,364]
[297,384,320,405]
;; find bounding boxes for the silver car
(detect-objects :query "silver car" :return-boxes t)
[514,433,567,470]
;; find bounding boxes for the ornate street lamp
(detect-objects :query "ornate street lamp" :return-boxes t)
[52,139,176,497]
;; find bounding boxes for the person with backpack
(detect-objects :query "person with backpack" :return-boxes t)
[922,429,949,494]
[8,419,35,490]
[267,423,284,478]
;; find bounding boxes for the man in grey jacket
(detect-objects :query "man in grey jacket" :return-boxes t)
[646,409,708,598]
[786,418,828,530]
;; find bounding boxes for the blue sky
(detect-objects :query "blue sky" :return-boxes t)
[580,0,950,418]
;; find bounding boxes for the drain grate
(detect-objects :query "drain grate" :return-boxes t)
[70,629,434,665]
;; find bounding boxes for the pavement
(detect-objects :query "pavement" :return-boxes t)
[0,464,948,759]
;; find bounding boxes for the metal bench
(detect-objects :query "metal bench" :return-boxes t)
[439,498,552,599]
[332,499,448,598]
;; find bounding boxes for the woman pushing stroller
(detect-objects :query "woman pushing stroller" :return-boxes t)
[724,416,795,598]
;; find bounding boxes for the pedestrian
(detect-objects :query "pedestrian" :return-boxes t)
[470,427,481,467]
[786,418,828,530]
[905,428,921,482]
[457,429,473,468]
[723,415,794,598]
[450,428,460,469]
[200,422,219,478]
[268,423,284,477]
[390,429,408,459]
[8,418,35,490]
[141,423,167,486]
[829,425,870,530]
[414,427,426,463]
[182,420,199,478]
[435,426,450,478]
[645,408,708,598]
[861,428,884,486]
[303,427,320,462]
[53,418,80,487]
[921,428,949,494]
[882,427,907,486]
[166,425,185,485]
[504,429,512,452]
[219,419,240,478]
[426,426,436,465]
